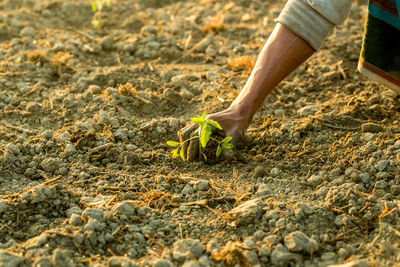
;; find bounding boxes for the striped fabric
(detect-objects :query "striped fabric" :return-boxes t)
[358,0,400,93]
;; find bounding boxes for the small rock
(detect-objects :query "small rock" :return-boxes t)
[229,198,264,225]
[194,180,209,191]
[69,214,83,226]
[0,200,8,213]
[20,26,35,37]
[26,102,42,112]
[362,123,383,133]
[206,239,220,254]
[169,118,179,129]
[5,143,20,155]
[270,244,297,265]
[101,36,114,51]
[182,184,195,195]
[82,208,104,222]
[307,175,323,187]
[375,160,389,172]
[88,85,102,94]
[327,260,369,267]
[173,239,204,261]
[108,256,135,267]
[284,231,319,254]
[64,143,76,155]
[66,206,82,217]
[42,130,53,139]
[52,249,74,267]
[180,88,194,100]
[270,167,281,177]
[33,257,53,267]
[153,259,173,267]
[297,105,318,116]
[0,252,24,267]
[253,166,265,178]
[182,261,200,267]
[111,201,137,217]
[41,157,62,173]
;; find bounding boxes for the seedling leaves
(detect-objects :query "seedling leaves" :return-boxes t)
[206,119,222,130]
[216,145,222,157]
[200,124,212,148]
[167,141,180,147]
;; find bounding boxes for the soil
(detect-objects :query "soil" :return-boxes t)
[1,0,400,266]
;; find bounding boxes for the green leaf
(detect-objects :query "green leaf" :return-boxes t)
[200,125,212,148]
[201,111,207,120]
[216,145,222,157]
[206,119,222,130]
[92,1,97,12]
[106,0,111,7]
[202,153,207,161]
[171,148,179,158]
[180,148,185,161]
[167,141,180,147]
[92,19,100,28]
[191,116,205,124]
[222,142,234,149]
[222,136,232,143]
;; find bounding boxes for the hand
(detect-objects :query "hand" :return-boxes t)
[177,108,249,161]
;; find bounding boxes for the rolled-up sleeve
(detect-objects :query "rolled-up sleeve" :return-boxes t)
[275,0,353,51]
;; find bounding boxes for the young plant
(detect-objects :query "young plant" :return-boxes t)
[167,112,234,161]
[91,0,111,28]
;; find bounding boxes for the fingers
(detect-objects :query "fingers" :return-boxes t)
[187,137,199,161]
[178,123,198,160]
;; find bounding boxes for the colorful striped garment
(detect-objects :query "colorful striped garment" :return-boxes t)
[358,0,400,94]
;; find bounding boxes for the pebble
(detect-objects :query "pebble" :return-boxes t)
[284,231,319,254]
[270,244,297,265]
[182,184,195,195]
[52,249,74,267]
[229,198,264,225]
[101,36,114,51]
[270,167,281,177]
[107,256,136,267]
[111,201,137,217]
[253,166,265,178]
[88,84,102,94]
[180,88,194,100]
[20,26,35,37]
[0,252,24,267]
[194,180,209,191]
[5,143,20,155]
[64,143,76,155]
[41,157,62,173]
[82,208,104,222]
[361,123,383,133]
[307,174,323,187]
[328,260,369,267]
[173,239,204,261]
[26,102,42,112]
[0,200,8,213]
[153,259,174,267]
[42,130,53,139]
[375,160,389,172]
[169,118,180,129]
[182,261,200,267]
[297,105,318,116]
[69,214,83,226]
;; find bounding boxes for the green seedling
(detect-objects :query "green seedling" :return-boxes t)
[167,112,234,161]
[91,0,111,28]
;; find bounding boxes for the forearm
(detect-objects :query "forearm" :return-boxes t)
[230,23,315,121]
[229,0,353,124]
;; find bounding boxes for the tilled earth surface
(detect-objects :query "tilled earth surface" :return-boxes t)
[1,0,400,266]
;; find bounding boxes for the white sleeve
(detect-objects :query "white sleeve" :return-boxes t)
[275,0,353,51]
